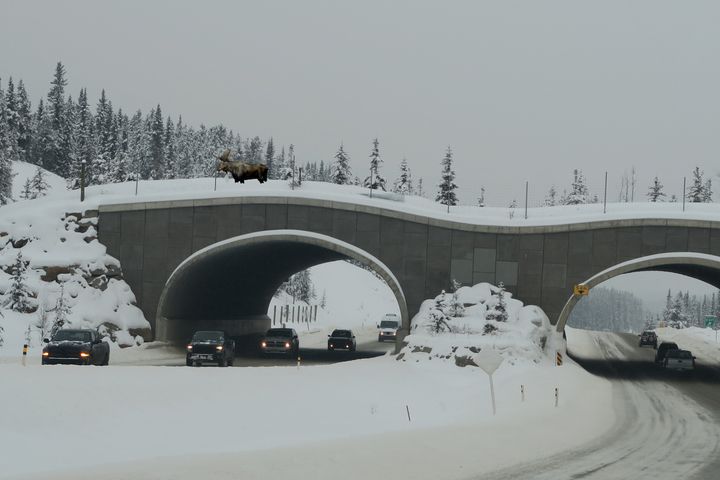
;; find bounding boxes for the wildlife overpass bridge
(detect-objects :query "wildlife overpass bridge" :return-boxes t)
[96,196,720,343]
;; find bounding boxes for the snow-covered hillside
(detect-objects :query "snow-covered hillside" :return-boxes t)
[11,161,67,201]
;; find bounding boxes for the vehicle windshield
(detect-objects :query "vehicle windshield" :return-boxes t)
[380,321,399,328]
[53,330,91,342]
[192,331,223,342]
[331,330,352,337]
[266,329,293,338]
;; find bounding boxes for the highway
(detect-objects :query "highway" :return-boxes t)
[481,332,720,480]
[112,327,395,367]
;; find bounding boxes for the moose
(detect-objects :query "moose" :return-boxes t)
[217,149,269,184]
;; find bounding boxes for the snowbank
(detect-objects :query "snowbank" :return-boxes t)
[399,283,560,368]
[11,161,67,201]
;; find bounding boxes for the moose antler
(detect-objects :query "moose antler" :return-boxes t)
[217,149,231,162]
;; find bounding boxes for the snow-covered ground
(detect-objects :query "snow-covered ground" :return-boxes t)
[655,326,720,363]
[0,340,613,480]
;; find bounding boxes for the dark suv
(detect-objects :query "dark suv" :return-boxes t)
[639,331,658,349]
[42,329,110,365]
[655,342,679,364]
[186,331,235,367]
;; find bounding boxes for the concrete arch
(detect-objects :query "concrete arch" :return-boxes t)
[556,252,720,332]
[155,229,408,344]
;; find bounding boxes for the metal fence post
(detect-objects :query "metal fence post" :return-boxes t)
[683,176,687,212]
[603,171,608,214]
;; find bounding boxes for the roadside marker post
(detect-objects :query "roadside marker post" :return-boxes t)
[22,344,28,366]
[555,387,559,408]
[521,384,525,402]
[405,405,412,422]
[556,351,563,366]
[473,350,504,416]
[297,356,301,371]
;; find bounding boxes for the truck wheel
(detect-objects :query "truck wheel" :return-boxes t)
[103,351,110,366]
[186,358,193,367]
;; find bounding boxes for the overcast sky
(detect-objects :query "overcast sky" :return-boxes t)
[3,0,720,207]
[2,0,719,310]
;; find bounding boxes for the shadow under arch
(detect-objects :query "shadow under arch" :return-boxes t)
[155,229,409,344]
[556,252,720,332]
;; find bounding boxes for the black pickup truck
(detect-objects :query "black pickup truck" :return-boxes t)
[186,331,235,367]
[42,329,110,365]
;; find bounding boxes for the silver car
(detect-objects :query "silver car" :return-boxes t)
[663,349,696,371]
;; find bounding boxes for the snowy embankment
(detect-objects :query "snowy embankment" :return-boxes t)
[0,163,149,354]
[655,326,720,363]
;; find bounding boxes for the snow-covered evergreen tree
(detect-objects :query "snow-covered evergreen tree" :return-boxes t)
[30,166,49,198]
[647,176,665,202]
[561,169,589,205]
[19,178,33,200]
[703,179,713,203]
[393,157,413,194]
[687,167,706,203]
[330,143,352,185]
[449,279,465,317]
[435,146,458,207]
[428,292,452,334]
[286,144,299,187]
[544,185,558,206]
[486,283,509,322]
[508,198,517,219]
[477,186,485,207]
[265,137,275,178]
[3,252,32,312]
[363,138,386,191]
[15,79,32,163]
[417,178,425,198]
[50,284,71,337]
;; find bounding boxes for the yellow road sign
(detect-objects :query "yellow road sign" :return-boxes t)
[573,284,589,296]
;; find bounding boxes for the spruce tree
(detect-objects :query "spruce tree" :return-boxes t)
[71,88,95,186]
[4,252,32,313]
[487,282,509,322]
[330,142,352,185]
[363,138,386,191]
[687,167,706,203]
[43,62,68,173]
[647,176,665,202]
[393,157,413,195]
[51,284,71,337]
[16,80,32,163]
[544,186,558,206]
[31,166,49,197]
[265,137,275,178]
[20,178,33,200]
[562,169,589,205]
[435,146,458,208]
[149,104,165,179]
[287,144,299,187]
[162,116,175,179]
[3,77,21,164]
[703,179,713,203]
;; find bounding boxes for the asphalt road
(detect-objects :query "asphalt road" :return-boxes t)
[114,335,395,367]
[480,332,720,480]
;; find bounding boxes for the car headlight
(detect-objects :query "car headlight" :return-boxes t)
[330,343,334,348]
[285,342,291,348]
[80,352,90,358]
[216,345,223,351]
[187,345,192,351]
[42,351,49,357]
[261,341,267,348]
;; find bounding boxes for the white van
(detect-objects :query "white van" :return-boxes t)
[377,313,400,342]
